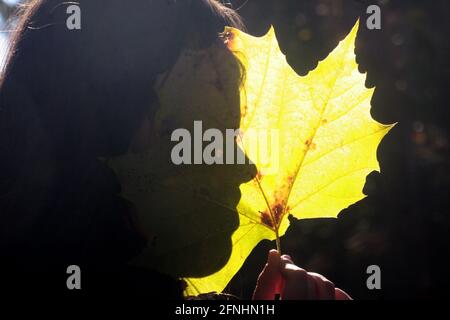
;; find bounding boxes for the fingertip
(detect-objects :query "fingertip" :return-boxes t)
[335,288,352,300]
[268,249,280,265]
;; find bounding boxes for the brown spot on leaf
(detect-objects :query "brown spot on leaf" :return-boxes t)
[241,104,248,118]
[305,139,312,147]
[287,175,294,185]
[272,203,283,225]
[322,118,328,125]
[305,139,317,150]
[260,211,273,228]
[259,203,290,229]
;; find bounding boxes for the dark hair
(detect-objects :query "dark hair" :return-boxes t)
[0,0,243,285]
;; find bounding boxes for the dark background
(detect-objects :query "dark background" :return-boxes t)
[1,0,449,299]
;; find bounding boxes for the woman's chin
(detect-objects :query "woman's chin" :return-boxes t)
[184,236,234,278]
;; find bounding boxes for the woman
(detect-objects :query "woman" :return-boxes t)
[0,0,350,300]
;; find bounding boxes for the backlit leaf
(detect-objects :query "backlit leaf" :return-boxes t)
[185,21,394,295]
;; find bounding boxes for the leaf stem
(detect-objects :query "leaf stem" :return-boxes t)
[275,229,281,254]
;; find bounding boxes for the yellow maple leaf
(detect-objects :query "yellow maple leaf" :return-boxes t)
[185,21,394,295]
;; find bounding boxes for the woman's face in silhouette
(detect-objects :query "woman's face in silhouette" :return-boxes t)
[0,0,252,277]
[122,39,256,278]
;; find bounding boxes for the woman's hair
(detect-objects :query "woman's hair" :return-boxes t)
[0,0,243,271]
[205,0,244,31]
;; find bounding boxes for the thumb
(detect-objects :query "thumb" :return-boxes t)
[253,250,282,300]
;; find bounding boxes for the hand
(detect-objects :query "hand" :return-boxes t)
[253,249,352,300]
